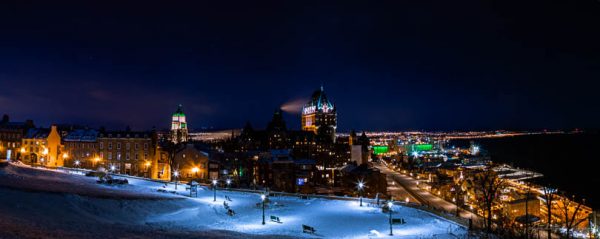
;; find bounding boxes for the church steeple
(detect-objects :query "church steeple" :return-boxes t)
[170,104,188,143]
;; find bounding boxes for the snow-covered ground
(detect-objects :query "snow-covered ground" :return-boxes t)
[0,163,468,239]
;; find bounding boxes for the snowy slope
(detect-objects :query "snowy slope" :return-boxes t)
[0,163,468,239]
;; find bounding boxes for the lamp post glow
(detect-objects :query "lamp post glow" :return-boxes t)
[110,165,116,173]
[357,181,365,207]
[174,171,179,190]
[226,179,231,189]
[192,167,199,178]
[388,201,394,236]
[74,160,80,168]
[212,179,217,202]
[261,194,266,225]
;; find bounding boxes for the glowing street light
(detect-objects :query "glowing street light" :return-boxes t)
[212,179,218,202]
[110,165,116,173]
[173,171,179,190]
[388,201,394,236]
[74,160,80,167]
[62,153,68,159]
[357,180,365,207]
[226,178,231,189]
[261,194,266,225]
[192,167,199,178]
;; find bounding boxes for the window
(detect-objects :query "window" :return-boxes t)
[99,142,103,149]
[116,143,121,149]
[144,153,148,160]
[100,152,104,159]
[108,142,112,150]
[117,153,121,160]
[126,153,130,161]
[135,143,139,150]
[126,143,130,150]
[135,153,139,160]
[144,143,148,150]
[108,152,112,160]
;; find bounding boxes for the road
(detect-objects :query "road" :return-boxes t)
[375,162,481,221]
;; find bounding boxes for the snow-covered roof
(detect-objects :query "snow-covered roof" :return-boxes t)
[64,129,98,142]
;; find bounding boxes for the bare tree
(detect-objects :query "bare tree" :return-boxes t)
[556,194,588,239]
[163,140,185,181]
[541,186,557,239]
[473,168,505,234]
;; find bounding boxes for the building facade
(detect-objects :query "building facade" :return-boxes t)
[63,130,159,178]
[0,115,34,161]
[21,125,62,167]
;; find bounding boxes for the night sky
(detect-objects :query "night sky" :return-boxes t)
[1,1,599,132]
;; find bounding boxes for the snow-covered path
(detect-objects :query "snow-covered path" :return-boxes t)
[0,163,469,238]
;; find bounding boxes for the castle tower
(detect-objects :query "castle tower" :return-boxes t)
[171,104,188,143]
[301,86,337,141]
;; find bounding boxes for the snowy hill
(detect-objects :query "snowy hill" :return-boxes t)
[0,163,468,238]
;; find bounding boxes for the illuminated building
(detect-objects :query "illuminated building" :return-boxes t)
[301,86,337,141]
[21,125,62,167]
[63,129,158,178]
[0,115,34,161]
[171,104,188,143]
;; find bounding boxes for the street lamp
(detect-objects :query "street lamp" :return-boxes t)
[173,171,179,190]
[357,181,365,207]
[74,160,80,168]
[261,194,266,225]
[388,201,394,236]
[226,179,231,190]
[212,179,217,202]
[110,165,116,173]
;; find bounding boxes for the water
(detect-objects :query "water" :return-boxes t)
[450,133,600,209]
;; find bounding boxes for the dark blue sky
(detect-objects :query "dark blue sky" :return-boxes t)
[1,1,599,131]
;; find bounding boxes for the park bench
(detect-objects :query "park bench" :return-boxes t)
[391,218,406,224]
[270,215,281,223]
[300,195,309,200]
[302,224,316,234]
[186,181,199,197]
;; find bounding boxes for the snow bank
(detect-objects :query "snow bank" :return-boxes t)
[0,163,469,238]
